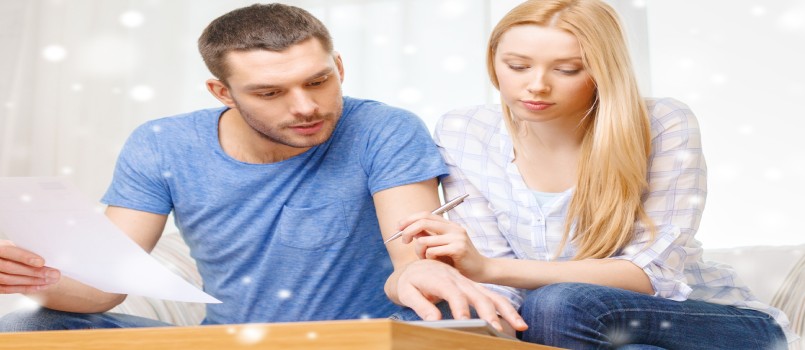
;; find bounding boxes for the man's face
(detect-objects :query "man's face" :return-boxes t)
[218,38,345,149]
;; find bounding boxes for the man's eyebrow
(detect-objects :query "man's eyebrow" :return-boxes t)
[307,67,334,80]
[243,67,335,91]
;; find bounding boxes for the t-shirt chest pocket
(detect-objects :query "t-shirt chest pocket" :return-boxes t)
[278,201,354,250]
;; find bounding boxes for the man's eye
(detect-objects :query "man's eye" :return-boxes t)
[260,91,280,98]
[308,76,329,87]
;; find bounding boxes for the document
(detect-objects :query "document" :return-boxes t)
[0,177,220,303]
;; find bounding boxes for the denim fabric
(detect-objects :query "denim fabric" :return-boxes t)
[519,283,788,350]
[389,283,787,349]
[0,308,171,332]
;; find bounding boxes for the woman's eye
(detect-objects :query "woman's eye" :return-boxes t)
[508,65,528,71]
[557,68,580,75]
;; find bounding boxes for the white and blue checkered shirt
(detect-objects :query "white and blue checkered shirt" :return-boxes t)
[434,97,792,339]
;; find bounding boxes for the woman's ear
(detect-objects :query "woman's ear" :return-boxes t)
[206,79,236,108]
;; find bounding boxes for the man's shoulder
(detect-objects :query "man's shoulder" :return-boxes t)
[128,107,225,140]
[138,107,225,130]
[342,96,418,124]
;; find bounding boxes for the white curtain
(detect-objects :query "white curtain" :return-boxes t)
[1,0,801,248]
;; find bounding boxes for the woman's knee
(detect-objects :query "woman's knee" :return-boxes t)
[520,283,608,322]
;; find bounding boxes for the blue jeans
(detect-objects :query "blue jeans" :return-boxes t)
[0,307,171,332]
[392,283,788,350]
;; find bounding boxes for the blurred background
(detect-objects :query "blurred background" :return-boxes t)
[0,0,803,249]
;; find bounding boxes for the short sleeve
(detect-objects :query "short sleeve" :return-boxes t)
[101,122,173,215]
[360,106,448,194]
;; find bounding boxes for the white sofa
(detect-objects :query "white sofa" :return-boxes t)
[1,232,803,348]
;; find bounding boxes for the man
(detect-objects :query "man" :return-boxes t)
[0,3,524,332]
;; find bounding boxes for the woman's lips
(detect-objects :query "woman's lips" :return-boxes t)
[522,100,554,111]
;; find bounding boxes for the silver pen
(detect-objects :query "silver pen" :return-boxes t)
[383,193,470,244]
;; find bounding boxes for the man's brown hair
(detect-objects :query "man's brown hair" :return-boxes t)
[198,3,333,84]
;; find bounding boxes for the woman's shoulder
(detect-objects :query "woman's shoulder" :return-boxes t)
[644,97,701,136]
[434,104,511,166]
[435,104,503,138]
[645,97,692,116]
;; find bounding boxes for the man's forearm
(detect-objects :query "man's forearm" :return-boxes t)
[25,276,126,313]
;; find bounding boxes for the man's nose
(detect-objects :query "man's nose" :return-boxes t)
[288,89,318,117]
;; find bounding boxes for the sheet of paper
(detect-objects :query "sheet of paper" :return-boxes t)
[0,177,220,304]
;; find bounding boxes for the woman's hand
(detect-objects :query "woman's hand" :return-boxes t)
[397,213,490,282]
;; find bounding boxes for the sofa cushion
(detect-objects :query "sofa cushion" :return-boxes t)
[704,244,805,347]
[110,232,205,326]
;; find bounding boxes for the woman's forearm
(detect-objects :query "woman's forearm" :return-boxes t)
[481,258,654,295]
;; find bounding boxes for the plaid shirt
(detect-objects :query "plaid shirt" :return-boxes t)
[434,98,792,339]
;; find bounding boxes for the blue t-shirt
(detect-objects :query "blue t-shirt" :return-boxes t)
[102,97,448,324]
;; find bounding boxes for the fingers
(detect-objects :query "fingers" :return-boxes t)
[398,217,464,244]
[402,260,515,332]
[0,241,44,267]
[419,237,461,260]
[0,241,60,294]
[396,211,445,231]
[438,275,525,332]
[439,282,473,320]
[0,284,51,294]
[397,283,443,321]
[412,234,454,260]
[479,287,528,331]
[451,281,527,332]
[451,280,503,330]
[0,268,59,294]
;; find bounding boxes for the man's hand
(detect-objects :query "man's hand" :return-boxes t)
[0,240,60,294]
[394,259,527,332]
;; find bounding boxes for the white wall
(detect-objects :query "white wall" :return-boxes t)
[0,0,802,249]
[646,0,805,248]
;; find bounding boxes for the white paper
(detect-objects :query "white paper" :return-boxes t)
[0,177,220,304]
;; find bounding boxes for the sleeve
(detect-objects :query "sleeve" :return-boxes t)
[610,99,707,301]
[434,112,527,309]
[101,122,173,215]
[361,106,448,194]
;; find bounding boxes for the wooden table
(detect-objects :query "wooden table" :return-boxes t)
[0,319,561,349]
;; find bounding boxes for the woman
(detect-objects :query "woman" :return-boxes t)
[396,0,793,348]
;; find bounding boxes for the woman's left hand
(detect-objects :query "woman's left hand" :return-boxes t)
[397,213,489,282]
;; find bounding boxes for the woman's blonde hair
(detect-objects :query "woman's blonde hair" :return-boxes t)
[487,0,655,260]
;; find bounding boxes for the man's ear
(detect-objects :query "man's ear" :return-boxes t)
[206,79,237,108]
[333,52,345,83]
